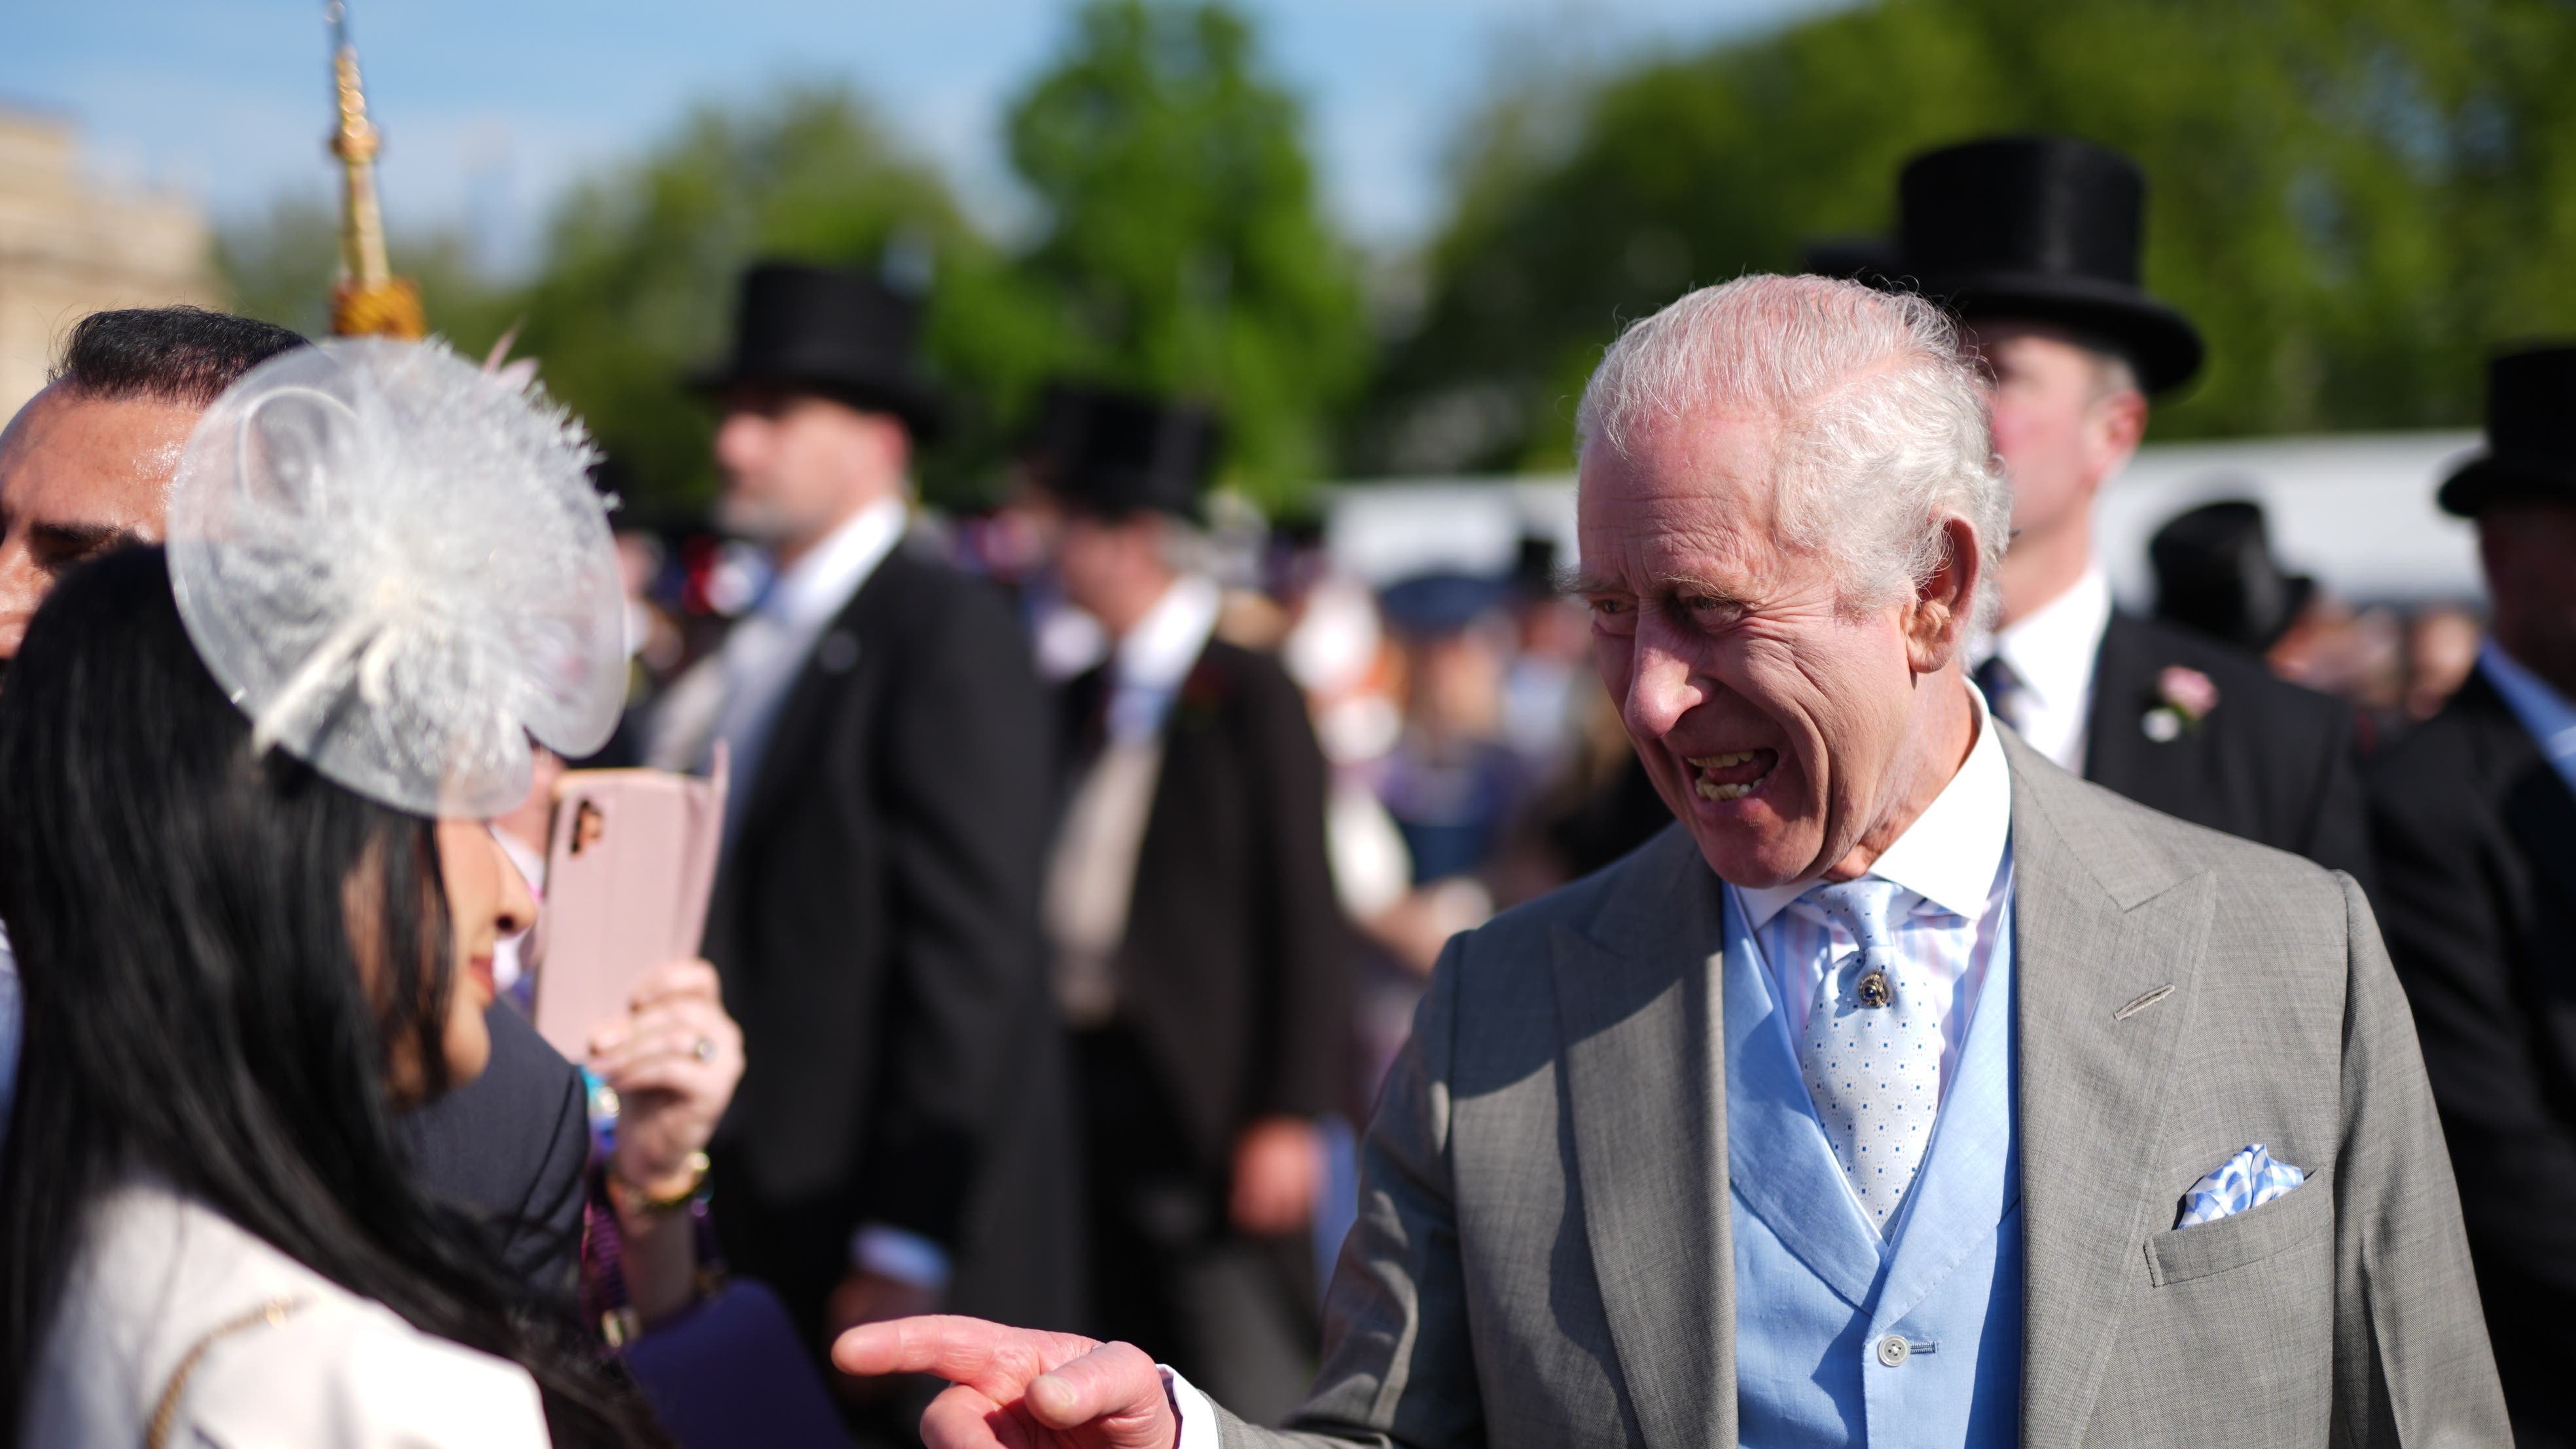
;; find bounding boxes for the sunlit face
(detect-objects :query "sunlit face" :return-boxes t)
[711,386,908,548]
[0,385,197,667]
[1575,412,1944,888]
[1968,323,2141,542]
[371,821,533,1105]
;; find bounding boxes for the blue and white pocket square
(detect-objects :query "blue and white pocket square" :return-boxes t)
[2175,1143,2304,1228]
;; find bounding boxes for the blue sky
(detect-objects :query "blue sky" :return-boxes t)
[2,0,1821,270]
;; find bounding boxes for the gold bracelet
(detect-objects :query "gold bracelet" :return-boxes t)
[614,1151,710,1215]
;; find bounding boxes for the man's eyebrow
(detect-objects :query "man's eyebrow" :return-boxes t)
[1555,567,1626,596]
[29,520,145,556]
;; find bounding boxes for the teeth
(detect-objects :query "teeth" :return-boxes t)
[1695,778,1751,802]
[1686,751,1757,768]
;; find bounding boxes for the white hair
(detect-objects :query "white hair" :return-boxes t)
[1577,274,2011,632]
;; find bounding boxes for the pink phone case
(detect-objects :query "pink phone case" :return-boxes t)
[528,746,730,1062]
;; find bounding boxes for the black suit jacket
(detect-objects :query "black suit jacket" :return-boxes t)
[2367,670,2576,1443]
[704,541,1079,1337]
[397,1003,588,1300]
[1064,639,1350,1175]
[2084,611,2376,893]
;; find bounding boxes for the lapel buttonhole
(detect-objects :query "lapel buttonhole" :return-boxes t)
[2114,983,2177,1021]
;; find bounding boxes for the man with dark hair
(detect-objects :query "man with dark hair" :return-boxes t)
[0,306,593,1296]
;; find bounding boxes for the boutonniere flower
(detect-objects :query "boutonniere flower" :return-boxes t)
[2141,665,2219,743]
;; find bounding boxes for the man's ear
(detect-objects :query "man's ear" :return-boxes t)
[1902,516,1982,675]
[2086,386,2147,478]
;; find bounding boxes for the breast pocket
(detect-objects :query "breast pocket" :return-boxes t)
[2144,1177,2333,1286]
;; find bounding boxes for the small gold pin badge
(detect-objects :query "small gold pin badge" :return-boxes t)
[1857,969,1893,1009]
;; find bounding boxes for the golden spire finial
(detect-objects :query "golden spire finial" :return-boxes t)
[325,1,423,338]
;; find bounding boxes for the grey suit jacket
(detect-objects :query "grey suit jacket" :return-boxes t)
[1219,733,2505,1448]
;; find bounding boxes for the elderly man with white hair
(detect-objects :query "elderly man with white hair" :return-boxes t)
[833,276,2506,1448]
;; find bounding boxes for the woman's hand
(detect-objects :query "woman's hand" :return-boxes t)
[588,959,743,1196]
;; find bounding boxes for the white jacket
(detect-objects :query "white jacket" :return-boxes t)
[24,1178,550,1448]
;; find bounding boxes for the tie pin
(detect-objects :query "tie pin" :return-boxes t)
[1856,969,1892,1009]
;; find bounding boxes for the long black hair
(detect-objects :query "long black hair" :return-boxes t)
[0,548,663,1446]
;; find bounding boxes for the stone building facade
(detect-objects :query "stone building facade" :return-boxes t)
[0,107,217,418]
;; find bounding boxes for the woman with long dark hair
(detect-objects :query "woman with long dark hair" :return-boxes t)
[0,340,667,1447]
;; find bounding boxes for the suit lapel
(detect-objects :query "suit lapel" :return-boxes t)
[734,546,908,844]
[2005,734,2216,1446]
[1550,828,1733,1449]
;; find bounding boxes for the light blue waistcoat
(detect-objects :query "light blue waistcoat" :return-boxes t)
[1724,885,2022,1447]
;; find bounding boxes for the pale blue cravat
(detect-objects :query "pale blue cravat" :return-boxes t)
[1798,878,1941,1232]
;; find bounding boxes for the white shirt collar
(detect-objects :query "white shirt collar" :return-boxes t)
[1114,574,1223,693]
[2480,640,2576,787]
[1984,564,2112,715]
[766,497,908,631]
[1734,682,2013,929]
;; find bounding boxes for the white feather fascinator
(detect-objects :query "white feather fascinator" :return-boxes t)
[166,338,626,818]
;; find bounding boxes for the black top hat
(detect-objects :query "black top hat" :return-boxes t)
[2149,497,2315,653]
[2439,344,2576,517]
[689,261,944,439]
[1897,135,2204,394]
[1024,381,1222,520]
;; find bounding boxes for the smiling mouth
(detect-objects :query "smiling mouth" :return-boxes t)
[1685,748,1778,802]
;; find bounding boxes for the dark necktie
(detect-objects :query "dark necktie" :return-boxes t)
[1973,654,2026,733]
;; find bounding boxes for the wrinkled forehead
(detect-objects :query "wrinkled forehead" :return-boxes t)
[1573,410,1791,584]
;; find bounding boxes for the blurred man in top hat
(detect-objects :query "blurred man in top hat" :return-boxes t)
[1024,382,1350,1425]
[652,262,1079,1413]
[2148,499,2318,657]
[1897,137,2373,885]
[2367,344,2576,1444]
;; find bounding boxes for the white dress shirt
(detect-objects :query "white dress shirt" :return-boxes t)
[1974,564,2112,772]
[1102,574,1225,743]
[1730,685,2015,1105]
[2481,640,2576,797]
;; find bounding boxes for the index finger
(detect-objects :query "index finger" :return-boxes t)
[831,1316,1100,1399]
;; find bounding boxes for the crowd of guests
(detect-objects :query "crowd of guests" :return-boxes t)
[0,128,2569,1449]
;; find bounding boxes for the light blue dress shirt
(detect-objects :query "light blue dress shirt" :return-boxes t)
[2480,641,2576,796]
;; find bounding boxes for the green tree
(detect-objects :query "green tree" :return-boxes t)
[1005,0,1370,510]
[1362,0,2576,474]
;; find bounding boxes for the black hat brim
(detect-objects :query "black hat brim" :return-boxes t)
[686,363,946,442]
[2437,452,2576,518]
[1910,270,2205,395]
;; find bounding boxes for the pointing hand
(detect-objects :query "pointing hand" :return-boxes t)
[833,1315,1180,1449]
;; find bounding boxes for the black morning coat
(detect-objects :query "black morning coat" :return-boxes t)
[2367,669,2576,1445]
[701,541,1082,1349]
[1058,637,1351,1179]
[399,1004,588,1297]
[2082,611,2377,896]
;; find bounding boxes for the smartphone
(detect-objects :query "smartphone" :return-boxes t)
[528,746,729,1062]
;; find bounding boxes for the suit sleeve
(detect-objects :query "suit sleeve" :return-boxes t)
[1243,658,1353,1123]
[2367,760,2576,1359]
[2325,872,2511,1442]
[1215,934,1483,1449]
[857,578,1056,1249]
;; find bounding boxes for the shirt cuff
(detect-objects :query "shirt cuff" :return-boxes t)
[850,1223,952,1292]
[1160,1366,1219,1449]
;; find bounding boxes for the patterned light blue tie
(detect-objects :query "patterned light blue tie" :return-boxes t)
[1798,878,1940,1232]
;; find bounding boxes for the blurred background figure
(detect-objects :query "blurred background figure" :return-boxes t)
[1899,135,2374,887]
[1025,382,1350,1427]
[651,262,1077,1440]
[2367,344,2576,1448]
[2149,498,2315,656]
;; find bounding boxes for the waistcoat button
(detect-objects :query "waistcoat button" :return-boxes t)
[1876,1334,1910,1367]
